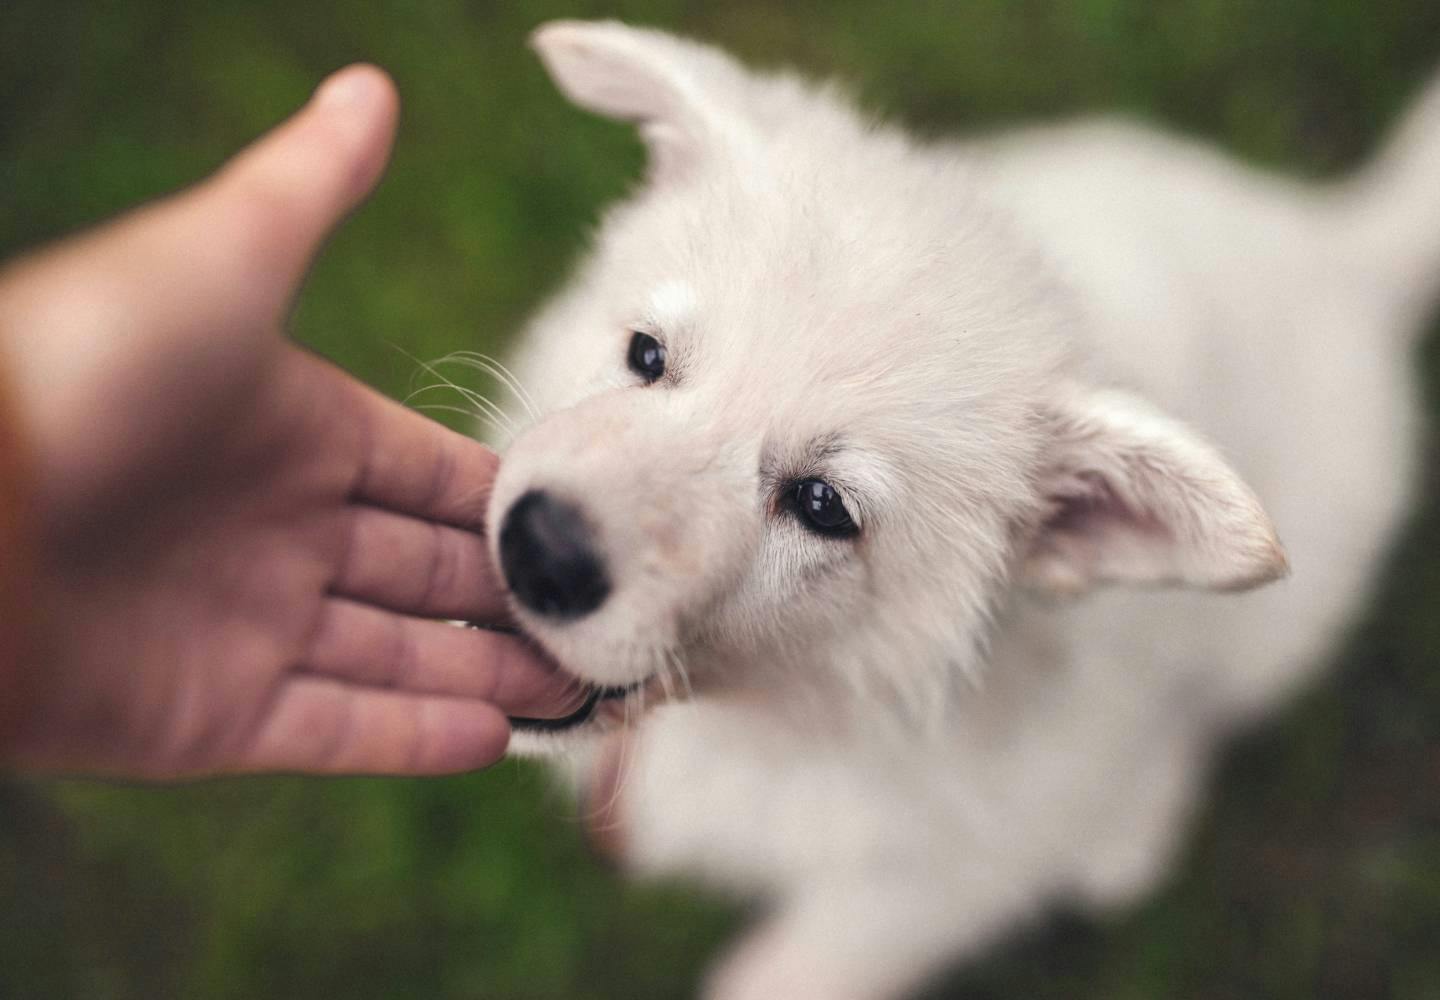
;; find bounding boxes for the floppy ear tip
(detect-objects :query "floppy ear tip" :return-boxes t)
[1209,517,1290,592]
[529,20,630,118]
[529,19,627,61]
[529,20,594,65]
[1022,518,1289,597]
[528,19,677,126]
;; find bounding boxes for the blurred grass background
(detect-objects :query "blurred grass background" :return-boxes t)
[2,1,1439,997]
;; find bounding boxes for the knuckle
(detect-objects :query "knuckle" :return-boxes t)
[480,634,513,704]
[380,615,416,690]
[422,440,458,514]
[417,523,456,609]
[332,508,364,594]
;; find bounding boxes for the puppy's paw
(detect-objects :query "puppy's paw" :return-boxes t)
[703,919,865,1000]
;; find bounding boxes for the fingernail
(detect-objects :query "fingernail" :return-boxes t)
[313,64,382,112]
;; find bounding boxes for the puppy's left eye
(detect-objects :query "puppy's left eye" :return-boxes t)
[792,479,859,538]
[627,331,667,383]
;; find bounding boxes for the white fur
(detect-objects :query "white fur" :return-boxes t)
[483,21,1440,999]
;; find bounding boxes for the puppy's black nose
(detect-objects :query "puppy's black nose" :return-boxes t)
[498,490,610,619]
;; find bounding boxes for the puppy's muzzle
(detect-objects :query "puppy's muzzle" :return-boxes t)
[498,489,610,619]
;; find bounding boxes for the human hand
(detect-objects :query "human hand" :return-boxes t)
[0,66,582,778]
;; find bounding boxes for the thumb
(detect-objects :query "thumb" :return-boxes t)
[206,64,401,319]
[0,65,399,519]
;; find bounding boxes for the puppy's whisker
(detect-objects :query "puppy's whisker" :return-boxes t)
[406,390,516,445]
[654,648,682,706]
[581,673,643,832]
[666,647,696,703]
[653,654,677,704]
[390,344,521,436]
[633,664,648,723]
[437,351,542,422]
[603,726,641,830]
[471,352,541,419]
[430,353,529,415]
[405,376,518,435]
[406,380,512,428]
[410,402,514,443]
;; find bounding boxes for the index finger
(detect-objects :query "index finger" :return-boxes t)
[347,378,501,531]
[304,597,589,718]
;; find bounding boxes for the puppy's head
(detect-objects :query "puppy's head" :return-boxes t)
[489,21,1287,744]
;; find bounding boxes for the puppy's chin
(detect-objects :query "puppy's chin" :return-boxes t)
[492,615,685,756]
[508,724,603,758]
[465,621,641,754]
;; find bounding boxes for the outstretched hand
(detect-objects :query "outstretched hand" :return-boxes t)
[0,66,582,778]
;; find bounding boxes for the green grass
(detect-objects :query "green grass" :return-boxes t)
[2,2,1439,997]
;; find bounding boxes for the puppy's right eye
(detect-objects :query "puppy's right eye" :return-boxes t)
[627,331,667,383]
[791,479,859,538]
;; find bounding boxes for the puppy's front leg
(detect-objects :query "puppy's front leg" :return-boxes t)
[703,874,1036,1000]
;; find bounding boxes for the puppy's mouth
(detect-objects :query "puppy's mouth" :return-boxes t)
[509,682,642,733]
[470,621,663,733]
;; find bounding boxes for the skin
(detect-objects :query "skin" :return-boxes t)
[0,65,586,779]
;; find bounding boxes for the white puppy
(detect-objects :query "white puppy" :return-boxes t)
[482,20,1440,1000]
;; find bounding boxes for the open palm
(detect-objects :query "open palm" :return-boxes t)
[0,67,579,777]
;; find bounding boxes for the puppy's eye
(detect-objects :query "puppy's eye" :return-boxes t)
[792,479,859,538]
[627,331,667,383]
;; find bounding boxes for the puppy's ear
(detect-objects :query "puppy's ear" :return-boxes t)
[530,20,746,180]
[1022,385,1288,595]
